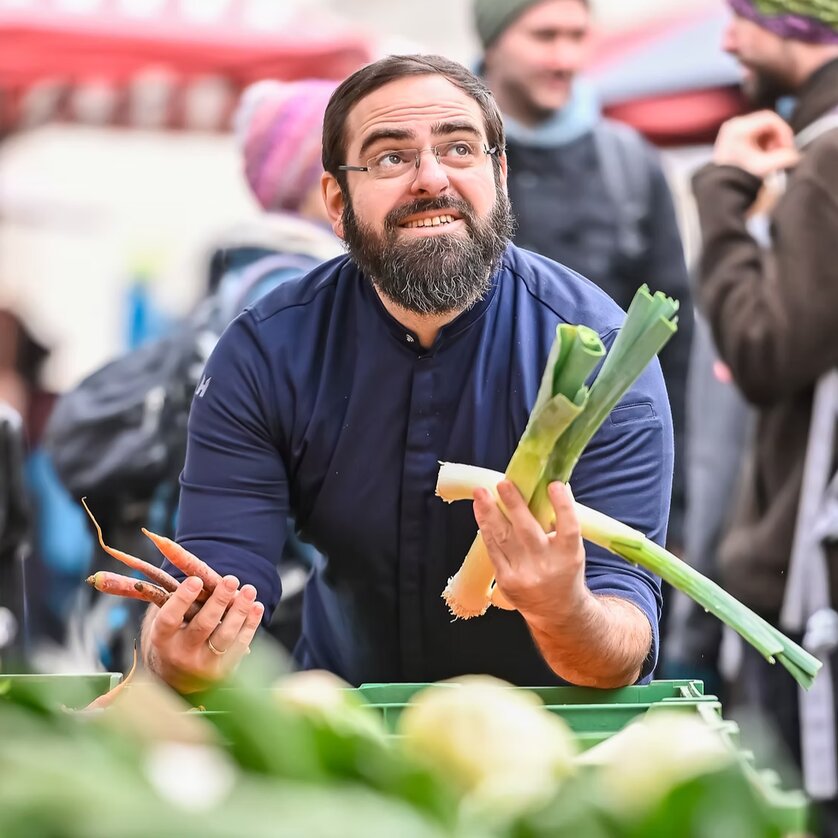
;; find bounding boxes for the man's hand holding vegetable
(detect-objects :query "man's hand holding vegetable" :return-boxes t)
[474,479,651,688]
[141,575,263,694]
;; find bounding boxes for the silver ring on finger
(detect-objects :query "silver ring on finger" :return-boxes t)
[207,637,227,656]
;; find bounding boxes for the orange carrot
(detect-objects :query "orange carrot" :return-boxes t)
[82,498,179,593]
[87,570,167,602]
[83,644,139,711]
[141,528,222,593]
[86,571,200,620]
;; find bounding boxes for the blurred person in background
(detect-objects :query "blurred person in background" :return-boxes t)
[692,1,838,831]
[472,0,694,568]
[44,79,341,666]
[210,78,343,302]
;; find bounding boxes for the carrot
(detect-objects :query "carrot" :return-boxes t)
[87,570,167,601]
[86,571,200,620]
[81,498,179,593]
[83,644,139,711]
[141,528,222,593]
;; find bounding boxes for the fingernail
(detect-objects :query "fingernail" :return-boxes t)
[241,586,256,602]
[224,576,239,591]
[254,602,265,617]
[185,577,202,593]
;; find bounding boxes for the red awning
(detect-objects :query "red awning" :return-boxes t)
[589,6,746,146]
[604,87,746,147]
[0,0,373,134]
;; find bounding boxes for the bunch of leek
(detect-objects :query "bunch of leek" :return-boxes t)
[439,286,821,690]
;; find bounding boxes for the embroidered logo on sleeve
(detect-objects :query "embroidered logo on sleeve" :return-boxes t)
[195,375,212,398]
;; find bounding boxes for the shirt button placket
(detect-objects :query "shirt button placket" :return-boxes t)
[398,353,435,679]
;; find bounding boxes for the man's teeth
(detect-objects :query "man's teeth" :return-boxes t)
[403,214,457,229]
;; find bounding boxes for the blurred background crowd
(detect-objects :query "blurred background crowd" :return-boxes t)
[1,0,836,826]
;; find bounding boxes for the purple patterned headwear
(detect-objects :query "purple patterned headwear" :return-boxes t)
[728,0,838,44]
[235,79,338,213]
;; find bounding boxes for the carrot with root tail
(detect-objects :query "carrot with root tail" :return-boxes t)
[82,498,179,593]
[83,644,139,711]
[141,528,222,593]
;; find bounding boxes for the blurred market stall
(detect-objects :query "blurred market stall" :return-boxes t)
[0,0,370,135]
[0,0,374,390]
[589,4,744,147]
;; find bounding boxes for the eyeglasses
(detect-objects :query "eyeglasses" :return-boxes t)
[339,140,499,180]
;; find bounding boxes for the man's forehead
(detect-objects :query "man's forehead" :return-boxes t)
[347,76,484,148]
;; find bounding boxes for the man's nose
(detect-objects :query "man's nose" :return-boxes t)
[546,41,580,74]
[722,20,738,54]
[409,152,450,196]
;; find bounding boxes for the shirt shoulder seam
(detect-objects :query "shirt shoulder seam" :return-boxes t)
[247,275,341,327]
[502,257,623,340]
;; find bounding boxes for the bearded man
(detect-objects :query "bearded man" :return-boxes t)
[141,55,673,695]
[692,2,838,831]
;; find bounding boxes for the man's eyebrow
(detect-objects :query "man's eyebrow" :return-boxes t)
[431,120,483,138]
[358,128,416,158]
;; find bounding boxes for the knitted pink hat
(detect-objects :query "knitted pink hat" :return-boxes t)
[235,79,338,213]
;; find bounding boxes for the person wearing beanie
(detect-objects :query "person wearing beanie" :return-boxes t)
[472,0,693,603]
[691,3,838,831]
[235,78,337,221]
[208,78,344,296]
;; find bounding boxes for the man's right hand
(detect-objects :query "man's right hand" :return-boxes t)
[713,110,801,178]
[142,574,264,694]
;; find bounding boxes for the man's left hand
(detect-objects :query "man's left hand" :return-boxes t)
[473,480,587,622]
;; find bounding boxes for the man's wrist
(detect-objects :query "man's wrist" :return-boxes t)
[520,583,598,635]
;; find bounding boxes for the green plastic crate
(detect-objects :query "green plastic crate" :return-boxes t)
[0,672,122,710]
[355,678,718,743]
[353,679,809,835]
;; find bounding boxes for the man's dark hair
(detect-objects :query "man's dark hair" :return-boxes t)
[322,54,506,188]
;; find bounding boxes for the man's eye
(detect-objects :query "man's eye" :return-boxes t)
[452,143,473,156]
[376,152,409,169]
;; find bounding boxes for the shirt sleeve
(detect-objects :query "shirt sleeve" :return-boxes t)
[163,312,289,617]
[571,350,672,683]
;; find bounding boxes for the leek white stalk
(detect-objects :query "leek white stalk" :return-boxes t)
[437,462,650,559]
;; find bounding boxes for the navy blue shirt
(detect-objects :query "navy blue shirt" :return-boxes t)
[168,244,672,686]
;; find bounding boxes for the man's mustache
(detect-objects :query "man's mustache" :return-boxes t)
[385,197,476,232]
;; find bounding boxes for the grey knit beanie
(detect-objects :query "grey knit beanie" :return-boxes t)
[474,0,553,48]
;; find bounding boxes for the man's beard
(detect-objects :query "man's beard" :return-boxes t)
[741,64,792,110]
[341,181,515,316]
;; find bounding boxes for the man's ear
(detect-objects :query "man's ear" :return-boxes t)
[322,172,346,240]
[498,151,508,190]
